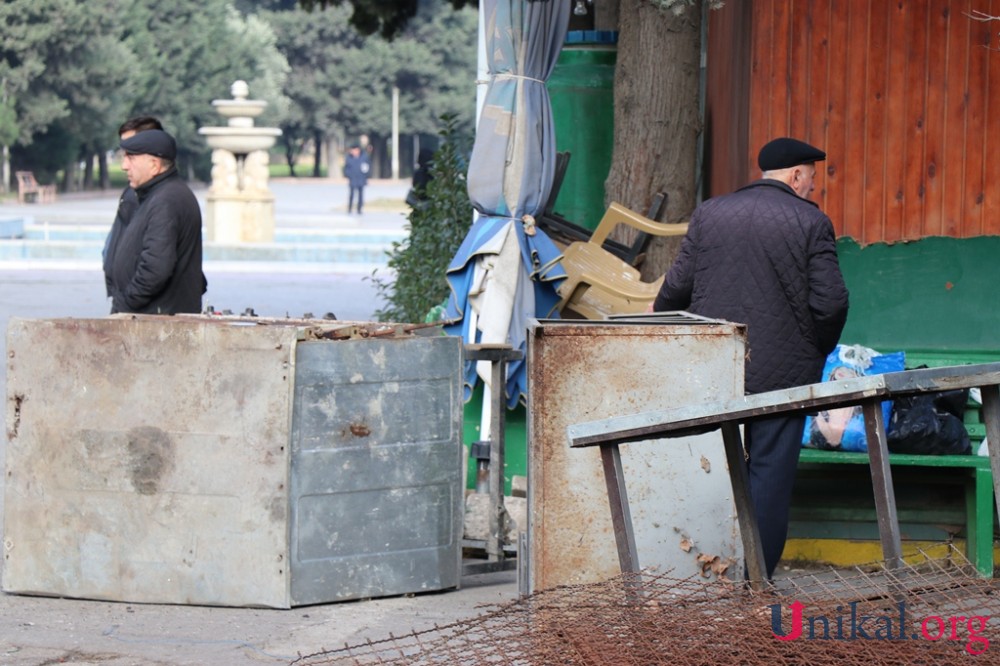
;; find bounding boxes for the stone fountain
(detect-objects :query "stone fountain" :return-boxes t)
[198,80,282,243]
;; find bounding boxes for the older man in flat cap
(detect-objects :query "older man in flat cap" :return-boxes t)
[653,137,850,580]
[106,128,205,315]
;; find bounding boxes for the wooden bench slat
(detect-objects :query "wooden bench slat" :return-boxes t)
[799,448,990,468]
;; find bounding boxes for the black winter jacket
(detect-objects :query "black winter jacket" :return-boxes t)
[103,186,139,297]
[653,179,849,394]
[107,168,205,315]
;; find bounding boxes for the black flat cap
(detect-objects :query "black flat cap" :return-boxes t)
[758,137,826,171]
[120,129,176,160]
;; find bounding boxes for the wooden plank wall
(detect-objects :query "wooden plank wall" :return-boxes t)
[705,0,752,198]
[742,0,999,242]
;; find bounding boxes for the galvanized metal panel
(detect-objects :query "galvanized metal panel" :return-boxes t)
[3,317,464,609]
[527,320,745,591]
[3,317,296,607]
[289,335,464,605]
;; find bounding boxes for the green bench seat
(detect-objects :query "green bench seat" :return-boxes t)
[792,349,997,576]
[795,449,994,575]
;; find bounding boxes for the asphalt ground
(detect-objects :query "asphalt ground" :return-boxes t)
[0,179,520,666]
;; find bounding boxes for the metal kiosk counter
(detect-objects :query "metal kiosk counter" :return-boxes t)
[567,363,1000,588]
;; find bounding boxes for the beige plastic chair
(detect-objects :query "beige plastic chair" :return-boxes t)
[555,202,688,320]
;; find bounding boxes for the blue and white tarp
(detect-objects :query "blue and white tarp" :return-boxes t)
[444,0,571,409]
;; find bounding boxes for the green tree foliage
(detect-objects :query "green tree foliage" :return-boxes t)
[263,4,362,175]
[2,0,474,189]
[297,0,421,39]
[372,114,473,323]
[298,0,476,40]
[392,4,477,139]
[2,0,135,182]
[266,0,475,176]
[1,0,288,187]
[122,0,289,180]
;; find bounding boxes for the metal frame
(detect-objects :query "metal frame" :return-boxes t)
[462,345,524,578]
[567,363,1000,590]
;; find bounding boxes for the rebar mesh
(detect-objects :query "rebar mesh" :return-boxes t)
[292,548,1000,665]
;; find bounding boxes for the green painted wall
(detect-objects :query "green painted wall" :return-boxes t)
[837,236,1000,353]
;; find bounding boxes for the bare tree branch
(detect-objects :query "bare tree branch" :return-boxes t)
[966,10,1000,51]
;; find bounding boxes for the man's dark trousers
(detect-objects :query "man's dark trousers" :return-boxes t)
[744,414,806,579]
[349,186,364,214]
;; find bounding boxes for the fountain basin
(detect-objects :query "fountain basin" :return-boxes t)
[212,99,267,118]
[199,127,281,154]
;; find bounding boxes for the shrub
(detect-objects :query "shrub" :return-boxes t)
[371,114,473,323]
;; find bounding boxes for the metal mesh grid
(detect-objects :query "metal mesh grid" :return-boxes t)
[292,548,999,665]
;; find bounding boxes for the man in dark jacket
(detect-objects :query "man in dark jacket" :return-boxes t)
[343,143,371,214]
[103,116,163,299]
[653,137,850,579]
[107,129,205,315]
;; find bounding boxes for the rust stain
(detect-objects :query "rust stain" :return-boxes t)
[126,426,175,495]
[8,393,23,440]
[349,423,371,437]
[700,455,711,473]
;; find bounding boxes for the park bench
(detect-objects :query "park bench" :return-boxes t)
[16,171,57,204]
[792,348,999,576]
[566,362,1000,588]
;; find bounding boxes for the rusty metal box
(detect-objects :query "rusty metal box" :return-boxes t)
[3,316,463,608]
[526,315,746,591]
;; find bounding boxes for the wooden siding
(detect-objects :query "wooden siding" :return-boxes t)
[712,0,999,242]
[705,0,752,197]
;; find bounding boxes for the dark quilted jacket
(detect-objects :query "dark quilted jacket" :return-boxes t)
[653,179,849,394]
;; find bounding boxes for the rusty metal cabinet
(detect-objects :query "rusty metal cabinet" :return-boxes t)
[526,315,746,591]
[3,316,463,608]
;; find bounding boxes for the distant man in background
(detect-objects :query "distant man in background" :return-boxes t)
[103,115,162,299]
[107,129,205,314]
[343,143,371,215]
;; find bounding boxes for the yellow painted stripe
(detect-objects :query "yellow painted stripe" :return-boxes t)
[782,539,999,568]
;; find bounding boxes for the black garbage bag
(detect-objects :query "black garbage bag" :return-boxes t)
[887,388,971,455]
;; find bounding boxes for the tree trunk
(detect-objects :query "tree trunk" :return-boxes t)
[61,160,75,193]
[83,153,94,190]
[99,151,109,190]
[313,130,323,178]
[605,0,702,280]
[284,136,298,177]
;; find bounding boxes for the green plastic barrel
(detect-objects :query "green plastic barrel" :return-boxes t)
[547,34,617,232]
